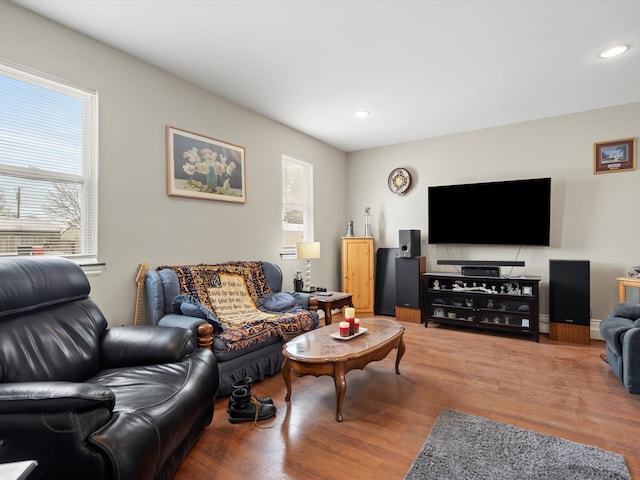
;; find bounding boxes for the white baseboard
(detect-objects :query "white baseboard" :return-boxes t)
[591,318,603,341]
[539,314,549,334]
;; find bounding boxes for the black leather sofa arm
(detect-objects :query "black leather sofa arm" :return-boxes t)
[0,382,115,414]
[100,325,194,368]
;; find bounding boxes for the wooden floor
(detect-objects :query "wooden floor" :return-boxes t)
[175,317,640,480]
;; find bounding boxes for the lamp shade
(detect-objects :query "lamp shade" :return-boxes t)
[296,241,320,259]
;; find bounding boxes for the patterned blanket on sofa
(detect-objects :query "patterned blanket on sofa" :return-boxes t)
[162,261,315,351]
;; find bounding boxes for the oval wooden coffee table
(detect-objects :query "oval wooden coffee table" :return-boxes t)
[281,318,405,422]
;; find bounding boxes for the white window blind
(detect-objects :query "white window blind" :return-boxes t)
[281,155,313,259]
[0,60,98,261]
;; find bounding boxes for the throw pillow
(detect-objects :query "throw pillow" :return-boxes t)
[258,292,300,312]
[171,294,225,332]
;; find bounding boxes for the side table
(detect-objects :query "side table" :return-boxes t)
[311,292,353,325]
[617,276,640,302]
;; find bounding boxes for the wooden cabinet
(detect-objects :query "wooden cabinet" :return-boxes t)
[341,237,374,314]
[423,273,541,341]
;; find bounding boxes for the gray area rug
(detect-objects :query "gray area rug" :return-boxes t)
[405,409,631,480]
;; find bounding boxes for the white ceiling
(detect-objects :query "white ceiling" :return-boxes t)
[12,0,640,152]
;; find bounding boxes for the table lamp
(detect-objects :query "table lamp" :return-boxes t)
[296,241,320,292]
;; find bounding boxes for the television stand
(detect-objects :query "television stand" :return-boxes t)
[423,272,540,341]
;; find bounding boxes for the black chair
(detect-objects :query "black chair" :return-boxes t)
[0,256,218,479]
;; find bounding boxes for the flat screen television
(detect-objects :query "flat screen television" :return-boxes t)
[428,177,551,246]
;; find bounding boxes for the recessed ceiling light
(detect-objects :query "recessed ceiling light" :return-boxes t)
[598,45,629,58]
[354,110,370,118]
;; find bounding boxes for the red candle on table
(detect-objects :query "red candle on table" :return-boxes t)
[354,318,360,334]
[339,321,350,337]
[344,307,355,336]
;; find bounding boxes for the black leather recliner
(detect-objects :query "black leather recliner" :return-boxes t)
[0,256,219,480]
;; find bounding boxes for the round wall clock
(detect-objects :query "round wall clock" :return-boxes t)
[388,168,411,195]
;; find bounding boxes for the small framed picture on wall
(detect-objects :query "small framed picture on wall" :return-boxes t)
[594,137,636,174]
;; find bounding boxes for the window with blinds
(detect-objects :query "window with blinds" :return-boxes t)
[281,155,313,259]
[0,60,98,260]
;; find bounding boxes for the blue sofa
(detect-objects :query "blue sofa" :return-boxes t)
[599,302,640,394]
[145,261,319,396]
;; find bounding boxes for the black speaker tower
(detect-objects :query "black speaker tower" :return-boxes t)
[396,257,423,309]
[374,248,399,316]
[549,259,590,344]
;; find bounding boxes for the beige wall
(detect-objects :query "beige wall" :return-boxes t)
[2,2,638,332]
[0,2,348,324]
[347,102,640,327]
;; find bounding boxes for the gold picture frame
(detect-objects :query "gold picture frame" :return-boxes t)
[166,126,246,203]
[594,137,636,174]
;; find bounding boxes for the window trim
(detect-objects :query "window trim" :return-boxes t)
[281,155,313,260]
[0,59,100,266]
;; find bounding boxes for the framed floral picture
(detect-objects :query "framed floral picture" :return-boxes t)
[166,126,246,203]
[594,137,636,174]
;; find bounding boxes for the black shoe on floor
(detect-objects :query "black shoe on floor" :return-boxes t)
[228,387,277,424]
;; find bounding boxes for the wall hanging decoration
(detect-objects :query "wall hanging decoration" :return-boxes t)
[387,167,412,195]
[594,137,636,174]
[166,125,246,203]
